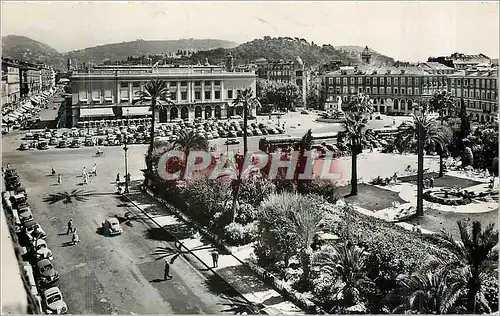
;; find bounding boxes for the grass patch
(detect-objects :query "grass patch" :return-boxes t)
[338,183,407,211]
[398,172,482,189]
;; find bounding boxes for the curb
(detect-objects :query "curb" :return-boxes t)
[140,185,325,314]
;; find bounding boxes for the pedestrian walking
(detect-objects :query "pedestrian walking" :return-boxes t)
[211,250,219,268]
[83,174,89,185]
[429,177,434,188]
[82,167,87,177]
[67,218,74,235]
[51,166,56,176]
[164,259,172,280]
[116,173,120,183]
[92,164,97,176]
[57,174,62,184]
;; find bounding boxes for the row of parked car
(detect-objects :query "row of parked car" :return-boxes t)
[3,168,68,314]
[18,118,287,152]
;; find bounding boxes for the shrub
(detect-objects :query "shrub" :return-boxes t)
[462,146,474,167]
[297,179,341,203]
[224,221,258,246]
[234,203,259,225]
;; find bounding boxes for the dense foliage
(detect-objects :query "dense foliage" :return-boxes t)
[256,79,301,111]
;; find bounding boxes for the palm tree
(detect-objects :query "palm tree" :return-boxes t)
[232,88,258,156]
[395,268,464,314]
[313,244,373,310]
[397,105,451,215]
[429,90,455,125]
[172,129,209,156]
[341,93,375,196]
[436,220,498,313]
[135,79,174,172]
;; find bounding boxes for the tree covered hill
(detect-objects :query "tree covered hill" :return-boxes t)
[1,35,64,69]
[189,36,395,67]
[2,36,238,70]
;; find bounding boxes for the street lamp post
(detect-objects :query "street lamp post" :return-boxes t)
[123,140,129,194]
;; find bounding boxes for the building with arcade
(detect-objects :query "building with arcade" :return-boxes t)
[68,64,257,127]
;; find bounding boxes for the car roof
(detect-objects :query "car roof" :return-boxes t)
[107,217,119,224]
[36,259,51,267]
[44,287,61,296]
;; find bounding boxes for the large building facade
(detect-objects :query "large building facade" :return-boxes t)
[69,65,257,126]
[322,64,451,114]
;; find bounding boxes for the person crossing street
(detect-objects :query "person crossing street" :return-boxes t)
[67,218,74,235]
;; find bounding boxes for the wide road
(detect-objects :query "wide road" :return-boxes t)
[3,110,243,313]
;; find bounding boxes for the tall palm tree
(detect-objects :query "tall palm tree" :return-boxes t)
[313,244,373,310]
[232,88,258,156]
[429,90,455,125]
[436,220,498,313]
[341,93,375,196]
[135,79,174,172]
[231,88,258,218]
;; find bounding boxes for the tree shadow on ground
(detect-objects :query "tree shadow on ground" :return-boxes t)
[146,227,177,242]
[216,264,270,294]
[204,273,241,297]
[43,189,115,205]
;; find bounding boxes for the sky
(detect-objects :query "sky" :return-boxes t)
[1,1,499,62]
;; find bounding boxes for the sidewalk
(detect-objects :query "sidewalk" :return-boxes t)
[124,187,304,315]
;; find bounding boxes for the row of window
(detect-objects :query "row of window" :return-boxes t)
[464,99,498,112]
[450,78,497,89]
[326,76,448,86]
[332,86,428,96]
[119,80,222,89]
[79,89,239,103]
[450,88,498,100]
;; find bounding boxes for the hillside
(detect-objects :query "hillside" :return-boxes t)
[1,35,65,69]
[2,36,238,70]
[65,39,238,66]
[189,37,395,68]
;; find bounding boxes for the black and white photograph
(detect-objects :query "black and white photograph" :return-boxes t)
[1,1,499,314]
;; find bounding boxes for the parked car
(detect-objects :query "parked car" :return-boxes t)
[19,142,29,150]
[70,139,81,148]
[102,217,123,236]
[225,138,240,145]
[42,287,67,314]
[57,140,67,148]
[24,219,48,241]
[49,138,58,146]
[300,110,309,114]
[32,239,53,261]
[35,259,60,288]
[25,132,34,140]
[18,206,34,224]
[37,141,49,150]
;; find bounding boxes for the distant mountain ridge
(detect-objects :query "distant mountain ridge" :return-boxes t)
[2,36,238,70]
[2,35,395,71]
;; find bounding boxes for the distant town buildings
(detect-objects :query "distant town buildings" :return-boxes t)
[428,53,492,70]
[1,57,56,112]
[319,47,498,121]
[68,64,256,126]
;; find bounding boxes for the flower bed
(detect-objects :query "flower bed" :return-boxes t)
[423,188,472,206]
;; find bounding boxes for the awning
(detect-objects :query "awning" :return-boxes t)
[123,106,152,117]
[80,108,115,118]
